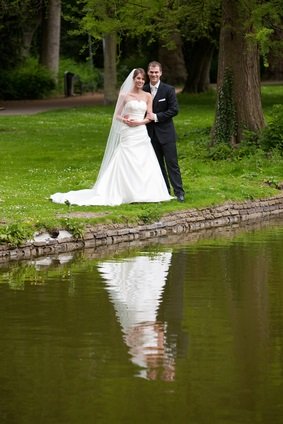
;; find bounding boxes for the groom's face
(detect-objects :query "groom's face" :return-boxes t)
[148,66,162,86]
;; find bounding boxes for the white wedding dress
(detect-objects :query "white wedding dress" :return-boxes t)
[98,252,174,379]
[50,100,172,206]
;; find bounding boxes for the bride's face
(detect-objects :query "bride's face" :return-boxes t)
[134,73,145,89]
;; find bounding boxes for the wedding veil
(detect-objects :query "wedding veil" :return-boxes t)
[93,69,135,185]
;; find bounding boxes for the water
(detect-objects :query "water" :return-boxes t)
[0,220,283,424]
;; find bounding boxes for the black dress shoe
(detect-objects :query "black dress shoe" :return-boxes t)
[177,194,185,202]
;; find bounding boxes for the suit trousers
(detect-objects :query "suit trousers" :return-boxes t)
[151,136,184,197]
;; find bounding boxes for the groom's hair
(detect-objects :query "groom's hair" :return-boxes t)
[148,61,162,71]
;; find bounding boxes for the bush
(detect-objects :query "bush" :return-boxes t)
[207,142,233,160]
[259,104,283,153]
[0,59,55,100]
[233,130,260,159]
[58,58,103,94]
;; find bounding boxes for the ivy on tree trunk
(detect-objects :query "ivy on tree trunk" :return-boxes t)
[212,0,265,145]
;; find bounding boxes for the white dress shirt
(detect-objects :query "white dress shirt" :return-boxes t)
[150,82,160,122]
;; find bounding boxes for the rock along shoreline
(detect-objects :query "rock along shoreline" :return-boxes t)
[1,194,283,264]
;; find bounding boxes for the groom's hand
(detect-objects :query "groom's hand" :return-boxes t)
[146,112,155,121]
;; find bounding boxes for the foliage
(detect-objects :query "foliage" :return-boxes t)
[58,57,103,93]
[0,10,22,69]
[78,0,221,50]
[245,1,283,67]
[259,104,283,153]
[62,218,86,239]
[178,0,221,43]
[0,223,33,247]
[208,129,262,162]
[206,142,234,161]
[137,206,161,224]
[0,0,45,69]
[213,68,237,145]
[0,58,55,100]
[233,130,260,158]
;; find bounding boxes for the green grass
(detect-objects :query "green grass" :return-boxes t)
[0,84,282,243]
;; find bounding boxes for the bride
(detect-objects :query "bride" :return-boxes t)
[50,68,173,206]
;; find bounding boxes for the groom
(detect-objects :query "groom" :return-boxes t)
[144,61,185,202]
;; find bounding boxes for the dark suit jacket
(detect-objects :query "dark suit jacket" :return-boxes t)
[143,81,179,145]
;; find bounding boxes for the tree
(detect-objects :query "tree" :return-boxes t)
[103,32,117,104]
[179,0,221,93]
[158,32,187,85]
[0,0,45,68]
[182,37,215,93]
[40,0,62,81]
[262,26,283,80]
[79,0,189,103]
[79,0,124,104]
[212,0,283,145]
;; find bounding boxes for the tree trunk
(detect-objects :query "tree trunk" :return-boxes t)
[213,0,265,145]
[103,32,117,105]
[158,33,187,86]
[40,0,61,81]
[21,6,42,59]
[183,38,214,93]
[22,27,39,59]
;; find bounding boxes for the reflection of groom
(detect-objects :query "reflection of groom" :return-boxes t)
[143,61,185,202]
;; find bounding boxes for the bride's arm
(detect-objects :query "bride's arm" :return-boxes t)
[114,94,127,122]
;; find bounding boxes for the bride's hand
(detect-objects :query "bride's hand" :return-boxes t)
[127,119,139,127]
[124,118,139,127]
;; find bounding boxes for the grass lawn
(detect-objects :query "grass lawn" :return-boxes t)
[0,84,282,243]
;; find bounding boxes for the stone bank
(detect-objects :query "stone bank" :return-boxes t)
[1,195,283,263]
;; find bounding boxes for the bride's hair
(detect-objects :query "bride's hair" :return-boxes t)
[133,68,146,79]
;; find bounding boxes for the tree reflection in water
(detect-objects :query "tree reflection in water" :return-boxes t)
[98,252,179,381]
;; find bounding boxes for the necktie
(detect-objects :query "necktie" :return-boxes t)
[151,86,157,98]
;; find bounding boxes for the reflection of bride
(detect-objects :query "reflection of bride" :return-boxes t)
[98,252,176,380]
[50,68,172,206]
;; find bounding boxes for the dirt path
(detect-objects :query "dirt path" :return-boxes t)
[0,93,105,116]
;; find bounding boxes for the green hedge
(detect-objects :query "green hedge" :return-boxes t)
[0,59,55,100]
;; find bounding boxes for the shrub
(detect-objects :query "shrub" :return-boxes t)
[233,130,261,159]
[0,223,33,247]
[259,104,283,153]
[137,205,161,224]
[0,58,55,100]
[58,58,103,94]
[207,142,233,160]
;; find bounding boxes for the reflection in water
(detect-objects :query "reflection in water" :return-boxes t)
[98,252,178,380]
[0,221,283,423]
[31,254,74,268]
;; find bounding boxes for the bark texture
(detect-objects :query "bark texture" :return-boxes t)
[214,0,265,144]
[103,32,117,105]
[40,0,61,81]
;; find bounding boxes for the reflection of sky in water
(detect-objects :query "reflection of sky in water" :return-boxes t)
[98,252,176,380]
[30,254,74,268]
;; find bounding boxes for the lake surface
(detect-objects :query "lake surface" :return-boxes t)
[0,220,283,424]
